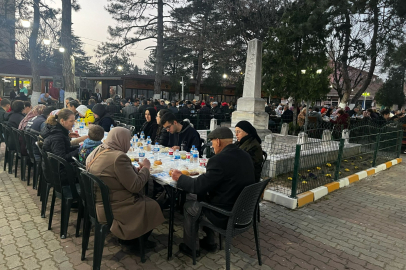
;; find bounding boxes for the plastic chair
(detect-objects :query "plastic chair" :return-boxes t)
[79,170,146,270]
[191,178,271,270]
[2,124,15,174]
[14,128,32,182]
[11,127,28,180]
[47,152,82,239]
[37,144,54,218]
[72,156,86,237]
[26,132,42,189]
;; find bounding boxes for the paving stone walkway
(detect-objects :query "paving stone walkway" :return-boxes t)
[1,155,406,269]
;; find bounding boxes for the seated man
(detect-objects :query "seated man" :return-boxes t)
[171,127,255,256]
[160,112,201,152]
[38,92,57,105]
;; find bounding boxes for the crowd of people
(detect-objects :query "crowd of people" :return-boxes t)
[0,89,267,259]
[266,102,399,129]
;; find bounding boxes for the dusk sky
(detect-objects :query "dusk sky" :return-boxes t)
[45,0,155,69]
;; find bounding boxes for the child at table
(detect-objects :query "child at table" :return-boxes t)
[79,125,104,164]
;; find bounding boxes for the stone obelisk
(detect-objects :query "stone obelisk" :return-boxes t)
[231,39,271,140]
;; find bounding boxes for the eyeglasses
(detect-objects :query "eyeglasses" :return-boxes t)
[164,124,172,131]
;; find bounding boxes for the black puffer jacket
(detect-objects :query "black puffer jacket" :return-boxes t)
[40,122,79,162]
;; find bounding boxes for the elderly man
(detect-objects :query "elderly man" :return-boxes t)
[171,127,255,256]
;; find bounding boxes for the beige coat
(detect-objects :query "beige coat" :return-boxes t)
[87,147,165,240]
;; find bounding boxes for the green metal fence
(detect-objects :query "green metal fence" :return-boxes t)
[266,122,403,198]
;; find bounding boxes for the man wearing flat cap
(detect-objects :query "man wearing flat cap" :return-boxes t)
[171,127,255,257]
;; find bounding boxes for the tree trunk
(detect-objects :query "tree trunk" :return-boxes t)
[153,0,164,100]
[194,47,203,99]
[61,0,75,96]
[338,12,352,107]
[29,0,40,106]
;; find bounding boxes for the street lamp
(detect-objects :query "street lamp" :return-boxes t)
[180,76,185,100]
[118,66,123,71]
[316,69,322,74]
[362,92,370,110]
[59,47,65,53]
[21,20,31,28]
[43,39,51,45]
[222,73,228,79]
[301,70,306,74]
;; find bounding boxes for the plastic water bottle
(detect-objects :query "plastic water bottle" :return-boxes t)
[79,120,84,135]
[132,135,138,143]
[138,146,145,163]
[174,149,180,165]
[146,136,151,145]
[140,131,145,141]
[192,147,199,166]
[153,142,160,159]
[110,124,114,131]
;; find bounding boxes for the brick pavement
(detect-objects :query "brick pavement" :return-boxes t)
[1,156,406,269]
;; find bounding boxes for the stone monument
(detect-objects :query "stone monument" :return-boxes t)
[231,39,271,140]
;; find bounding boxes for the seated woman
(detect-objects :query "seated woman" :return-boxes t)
[86,127,165,246]
[41,108,88,162]
[91,103,115,132]
[76,105,95,125]
[154,109,170,146]
[7,100,26,128]
[297,107,307,127]
[235,121,264,182]
[139,107,158,142]
[330,109,349,129]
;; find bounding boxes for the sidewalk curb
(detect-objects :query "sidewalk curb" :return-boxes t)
[263,158,402,209]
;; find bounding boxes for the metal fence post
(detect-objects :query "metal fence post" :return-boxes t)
[372,133,381,167]
[397,129,402,158]
[334,138,345,180]
[290,144,302,198]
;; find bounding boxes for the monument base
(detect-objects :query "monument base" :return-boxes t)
[231,110,269,130]
[235,97,266,112]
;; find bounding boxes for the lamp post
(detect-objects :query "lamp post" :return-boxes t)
[180,76,184,100]
[362,92,370,110]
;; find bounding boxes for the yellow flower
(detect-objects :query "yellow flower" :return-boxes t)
[288,177,292,180]
[359,156,363,159]
[370,161,373,163]
[316,167,321,170]
[302,181,307,184]
[354,166,359,169]
[325,174,332,177]
[345,168,350,172]
[307,170,311,172]
[339,172,342,174]
[326,163,332,167]
[344,160,348,162]
[351,163,355,165]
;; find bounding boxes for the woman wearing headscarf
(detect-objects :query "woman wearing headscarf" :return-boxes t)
[18,104,46,130]
[86,127,165,246]
[139,107,158,142]
[235,121,264,182]
[91,103,115,132]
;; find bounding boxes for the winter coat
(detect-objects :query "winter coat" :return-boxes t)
[177,144,255,229]
[95,114,115,132]
[235,135,264,182]
[87,146,165,240]
[40,122,79,162]
[167,121,201,152]
[154,126,169,146]
[78,138,101,164]
[139,120,158,142]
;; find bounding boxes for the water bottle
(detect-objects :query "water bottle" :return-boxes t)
[138,146,145,163]
[174,149,180,164]
[146,136,151,145]
[110,124,114,131]
[153,142,160,159]
[79,119,84,135]
[140,131,145,141]
[192,147,199,166]
[133,135,138,143]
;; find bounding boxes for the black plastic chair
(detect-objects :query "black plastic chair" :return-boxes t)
[37,144,54,218]
[2,125,16,174]
[79,170,146,270]
[47,152,82,239]
[191,178,271,270]
[14,128,33,183]
[25,132,41,189]
[72,156,86,237]
[11,127,28,180]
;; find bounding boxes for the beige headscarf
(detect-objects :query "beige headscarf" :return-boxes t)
[103,127,131,152]
[86,127,131,168]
